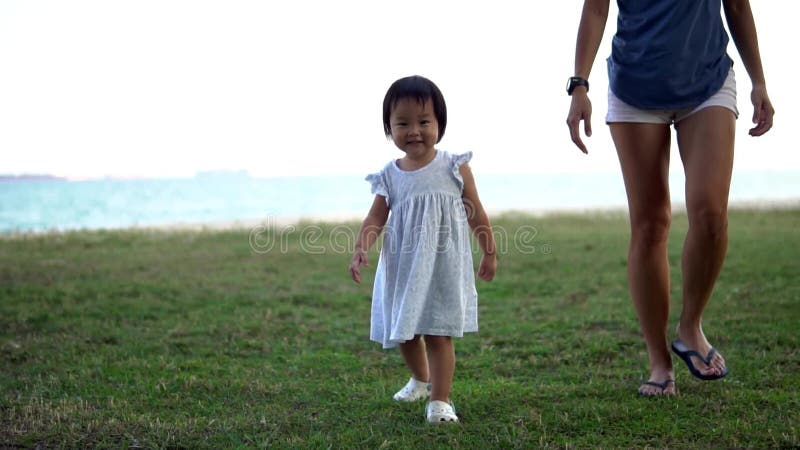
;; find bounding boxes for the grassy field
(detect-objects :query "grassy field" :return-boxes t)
[1,209,798,448]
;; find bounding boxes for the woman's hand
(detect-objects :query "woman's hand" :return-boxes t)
[749,84,774,136]
[349,250,368,284]
[477,253,497,282]
[567,89,593,153]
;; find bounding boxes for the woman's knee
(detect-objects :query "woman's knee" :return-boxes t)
[688,204,728,239]
[630,209,672,246]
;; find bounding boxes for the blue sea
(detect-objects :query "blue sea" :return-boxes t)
[1,171,798,233]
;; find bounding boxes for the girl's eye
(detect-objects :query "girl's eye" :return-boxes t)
[421,120,430,126]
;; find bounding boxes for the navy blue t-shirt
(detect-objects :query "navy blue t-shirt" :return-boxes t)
[607,0,733,110]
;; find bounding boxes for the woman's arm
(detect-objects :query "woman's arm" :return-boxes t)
[722,0,775,136]
[566,0,611,153]
[460,163,497,281]
[349,195,389,284]
[574,0,611,81]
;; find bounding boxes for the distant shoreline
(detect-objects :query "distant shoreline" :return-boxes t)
[0,174,65,182]
[2,167,799,183]
[2,198,798,238]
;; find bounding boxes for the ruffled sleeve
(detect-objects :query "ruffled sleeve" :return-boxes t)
[449,151,473,192]
[365,171,388,200]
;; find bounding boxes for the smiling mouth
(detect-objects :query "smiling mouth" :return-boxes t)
[407,141,424,145]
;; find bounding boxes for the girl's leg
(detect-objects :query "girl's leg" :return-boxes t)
[399,335,429,382]
[610,122,676,395]
[424,335,455,402]
[674,106,735,377]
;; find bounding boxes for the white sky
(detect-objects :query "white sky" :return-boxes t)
[0,1,796,179]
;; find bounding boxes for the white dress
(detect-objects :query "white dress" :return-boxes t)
[366,150,478,349]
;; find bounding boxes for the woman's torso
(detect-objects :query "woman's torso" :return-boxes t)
[607,0,733,109]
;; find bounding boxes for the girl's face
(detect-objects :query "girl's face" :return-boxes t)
[388,98,439,158]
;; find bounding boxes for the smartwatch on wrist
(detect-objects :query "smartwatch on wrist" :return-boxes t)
[566,76,589,95]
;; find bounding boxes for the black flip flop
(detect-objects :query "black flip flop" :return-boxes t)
[639,378,675,397]
[671,339,729,381]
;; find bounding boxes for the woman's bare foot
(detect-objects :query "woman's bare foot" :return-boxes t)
[639,367,676,396]
[675,324,727,378]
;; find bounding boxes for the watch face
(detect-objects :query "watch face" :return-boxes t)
[566,77,578,94]
[567,77,586,94]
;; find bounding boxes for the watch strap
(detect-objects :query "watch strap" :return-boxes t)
[567,77,589,95]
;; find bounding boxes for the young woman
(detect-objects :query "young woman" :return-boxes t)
[565,0,774,396]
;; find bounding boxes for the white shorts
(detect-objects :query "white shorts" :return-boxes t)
[606,68,738,126]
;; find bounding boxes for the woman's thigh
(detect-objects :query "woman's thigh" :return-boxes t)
[675,106,736,217]
[610,123,673,225]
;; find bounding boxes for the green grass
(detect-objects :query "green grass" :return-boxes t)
[1,209,798,448]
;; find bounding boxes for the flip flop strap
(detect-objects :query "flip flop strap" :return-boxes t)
[704,348,718,365]
[684,348,718,365]
[643,378,674,389]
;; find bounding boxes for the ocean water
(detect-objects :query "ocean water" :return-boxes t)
[1,170,798,233]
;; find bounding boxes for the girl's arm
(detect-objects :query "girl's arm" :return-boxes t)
[722,0,775,136]
[566,0,611,153]
[459,163,496,282]
[349,195,389,284]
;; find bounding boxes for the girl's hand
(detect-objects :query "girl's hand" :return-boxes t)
[749,84,774,136]
[349,250,368,284]
[566,90,592,154]
[477,253,497,282]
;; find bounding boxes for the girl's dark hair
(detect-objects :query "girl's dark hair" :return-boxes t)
[382,75,447,143]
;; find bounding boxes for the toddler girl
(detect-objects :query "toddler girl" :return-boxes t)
[350,75,497,424]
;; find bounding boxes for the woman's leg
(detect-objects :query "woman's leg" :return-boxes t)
[674,106,735,377]
[399,335,429,382]
[424,335,455,402]
[610,122,676,395]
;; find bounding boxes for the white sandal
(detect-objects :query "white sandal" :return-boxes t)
[425,400,458,424]
[393,377,430,402]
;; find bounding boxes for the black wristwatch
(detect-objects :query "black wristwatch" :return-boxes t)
[566,76,589,95]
